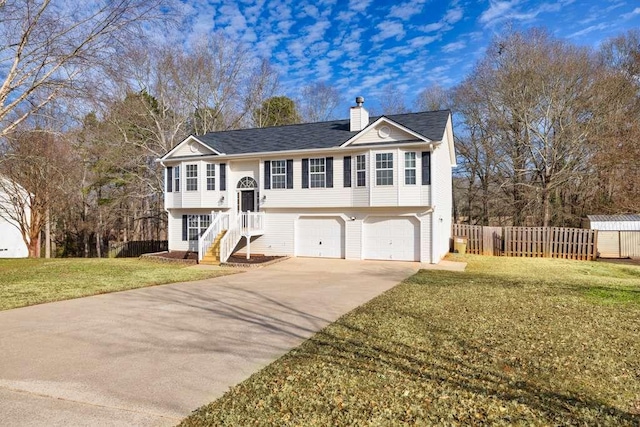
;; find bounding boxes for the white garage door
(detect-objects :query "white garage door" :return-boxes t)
[296,217,345,258]
[364,217,419,261]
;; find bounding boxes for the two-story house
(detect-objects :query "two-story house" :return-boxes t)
[159,98,456,264]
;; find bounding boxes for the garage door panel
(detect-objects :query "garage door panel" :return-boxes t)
[364,217,419,261]
[297,217,345,258]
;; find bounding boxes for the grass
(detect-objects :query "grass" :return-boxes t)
[181,255,640,426]
[0,258,236,311]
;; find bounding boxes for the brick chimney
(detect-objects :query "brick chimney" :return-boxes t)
[350,96,369,131]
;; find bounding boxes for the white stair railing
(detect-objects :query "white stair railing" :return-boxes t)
[242,212,265,234]
[198,212,229,262]
[220,214,243,263]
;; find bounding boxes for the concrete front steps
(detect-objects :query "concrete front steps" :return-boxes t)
[200,230,227,265]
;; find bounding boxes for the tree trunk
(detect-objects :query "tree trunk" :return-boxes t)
[45,208,51,258]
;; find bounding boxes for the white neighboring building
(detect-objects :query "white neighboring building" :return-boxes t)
[586,214,640,231]
[159,99,456,264]
[0,181,29,258]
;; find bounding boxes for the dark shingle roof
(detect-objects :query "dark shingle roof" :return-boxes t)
[193,110,450,155]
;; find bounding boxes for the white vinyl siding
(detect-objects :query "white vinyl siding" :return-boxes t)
[271,160,286,189]
[309,158,326,188]
[206,164,215,190]
[376,153,393,186]
[356,154,366,187]
[186,164,198,191]
[404,152,416,185]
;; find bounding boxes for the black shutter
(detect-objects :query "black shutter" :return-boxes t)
[302,158,309,188]
[421,151,431,185]
[167,167,173,192]
[220,163,226,190]
[343,156,351,188]
[326,157,333,188]
[286,159,293,189]
[182,215,187,241]
[264,161,271,189]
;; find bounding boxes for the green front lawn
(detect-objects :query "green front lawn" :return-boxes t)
[0,258,235,310]
[181,255,640,426]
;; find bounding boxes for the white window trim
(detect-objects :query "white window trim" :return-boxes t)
[187,214,211,241]
[404,152,416,186]
[174,165,180,193]
[186,164,198,191]
[356,154,366,188]
[375,152,394,186]
[309,157,326,188]
[271,160,287,189]
[206,164,215,191]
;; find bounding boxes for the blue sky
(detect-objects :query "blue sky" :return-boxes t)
[176,0,640,112]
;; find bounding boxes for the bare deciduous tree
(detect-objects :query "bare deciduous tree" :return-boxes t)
[298,82,341,122]
[0,0,169,138]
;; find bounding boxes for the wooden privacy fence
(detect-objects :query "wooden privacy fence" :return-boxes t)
[108,240,168,258]
[452,224,598,261]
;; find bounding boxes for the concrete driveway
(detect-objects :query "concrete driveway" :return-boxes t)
[0,258,423,426]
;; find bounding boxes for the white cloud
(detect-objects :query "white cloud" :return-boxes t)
[442,41,466,52]
[349,0,372,13]
[568,22,609,38]
[371,20,406,43]
[444,6,463,24]
[409,35,440,48]
[389,0,426,20]
[479,0,575,27]
[479,0,520,26]
[419,22,446,33]
[622,7,640,19]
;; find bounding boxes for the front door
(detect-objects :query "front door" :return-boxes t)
[241,190,255,213]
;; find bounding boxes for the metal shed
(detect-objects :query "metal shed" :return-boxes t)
[586,214,640,258]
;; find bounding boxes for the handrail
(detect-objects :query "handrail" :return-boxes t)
[198,212,229,261]
[219,212,266,263]
[220,215,243,263]
[240,212,265,235]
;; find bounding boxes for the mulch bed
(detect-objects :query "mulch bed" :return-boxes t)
[226,254,283,265]
[148,251,197,260]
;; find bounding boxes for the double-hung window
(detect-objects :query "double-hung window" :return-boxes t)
[376,153,394,186]
[186,164,198,191]
[356,154,366,187]
[187,214,211,240]
[404,152,416,185]
[309,158,326,188]
[206,164,215,190]
[271,160,286,189]
[174,166,180,192]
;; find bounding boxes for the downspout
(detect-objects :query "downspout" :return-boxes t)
[429,145,436,264]
[159,160,171,249]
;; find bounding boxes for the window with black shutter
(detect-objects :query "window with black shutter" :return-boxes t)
[302,158,309,188]
[343,156,351,187]
[220,163,227,190]
[264,161,271,189]
[421,151,431,185]
[286,159,293,189]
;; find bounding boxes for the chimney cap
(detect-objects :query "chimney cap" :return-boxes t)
[355,96,364,106]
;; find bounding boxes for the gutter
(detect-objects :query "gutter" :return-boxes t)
[155,139,443,164]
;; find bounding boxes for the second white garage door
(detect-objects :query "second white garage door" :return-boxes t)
[364,217,419,261]
[296,217,345,258]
